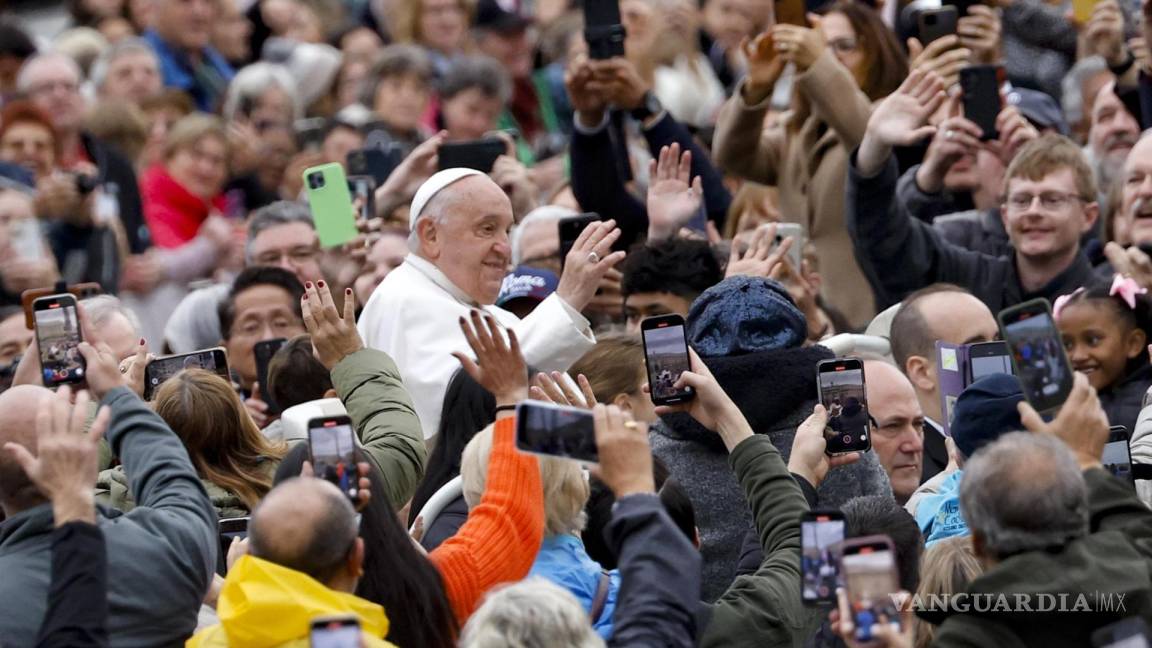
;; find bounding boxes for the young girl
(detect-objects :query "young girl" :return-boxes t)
[1054,274,1152,432]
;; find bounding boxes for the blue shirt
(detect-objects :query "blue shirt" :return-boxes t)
[142,30,234,112]
[529,534,620,640]
[915,471,969,546]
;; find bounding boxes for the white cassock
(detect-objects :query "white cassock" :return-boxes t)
[358,253,595,439]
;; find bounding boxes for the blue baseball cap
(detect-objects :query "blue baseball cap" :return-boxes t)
[496,265,558,307]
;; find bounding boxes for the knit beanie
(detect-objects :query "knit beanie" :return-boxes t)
[950,373,1025,459]
[686,276,806,357]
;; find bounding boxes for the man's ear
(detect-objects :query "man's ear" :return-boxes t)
[349,537,365,578]
[417,217,439,259]
[905,355,937,393]
[1082,201,1100,234]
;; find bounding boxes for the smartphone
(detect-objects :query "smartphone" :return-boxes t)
[346,146,403,186]
[143,347,229,400]
[8,219,44,261]
[303,163,359,249]
[773,0,807,26]
[1092,617,1151,648]
[583,0,626,59]
[967,341,1014,383]
[998,299,1074,414]
[1073,0,1098,24]
[817,358,871,455]
[943,0,981,19]
[437,138,506,173]
[309,616,361,648]
[959,65,1003,141]
[918,6,958,46]
[514,401,599,465]
[21,282,102,330]
[347,175,377,222]
[32,294,85,387]
[774,222,805,271]
[295,117,328,152]
[1103,425,1134,483]
[254,338,287,415]
[308,415,359,502]
[218,517,248,535]
[641,314,695,405]
[558,212,601,268]
[801,510,845,606]
[840,535,902,645]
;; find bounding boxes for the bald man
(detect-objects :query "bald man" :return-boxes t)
[889,284,999,481]
[359,169,624,439]
[864,360,926,505]
[0,343,216,646]
[191,478,391,646]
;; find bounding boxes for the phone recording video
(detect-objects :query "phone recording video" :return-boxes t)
[801,511,845,605]
[583,0,626,59]
[33,294,85,387]
[308,416,359,502]
[817,358,870,454]
[1103,425,1134,483]
[841,536,902,645]
[998,299,1074,414]
[967,341,1014,382]
[641,314,695,405]
[514,401,599,465]
[347,175,376,222]
[144,348,230,400]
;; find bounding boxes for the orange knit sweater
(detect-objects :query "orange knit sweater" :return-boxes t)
[429,417,544,623]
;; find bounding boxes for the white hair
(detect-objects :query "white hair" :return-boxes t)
[1061,56,1108,129]
[510,205,576,265]
[460,578,606,648]
[16,52,82,93]
[81,295,142,337]
[89,37,158,90]
[221,62,302,123]
[406,189,453,253]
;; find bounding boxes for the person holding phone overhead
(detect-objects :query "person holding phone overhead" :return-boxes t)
[358,168,624,440]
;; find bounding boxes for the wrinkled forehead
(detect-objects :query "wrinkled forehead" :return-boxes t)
[1125,133,1152,175]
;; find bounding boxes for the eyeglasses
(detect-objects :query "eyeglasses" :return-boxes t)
[27,80,80,97]
[1005,192,1086,212]
[252,246,319,266]
[827,38,858,54]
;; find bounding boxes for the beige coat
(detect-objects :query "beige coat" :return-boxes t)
[713,50,876,328]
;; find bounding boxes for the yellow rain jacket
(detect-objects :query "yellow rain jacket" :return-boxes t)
[187,555,395,648]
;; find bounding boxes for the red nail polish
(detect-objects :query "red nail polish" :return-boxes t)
[305,281,313,289]
[139,338,145,345]
[303,294,308,300]
[318,280,325,287]
[346,288,352,295]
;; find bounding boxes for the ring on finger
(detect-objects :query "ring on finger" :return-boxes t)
[945,130,955,140]
[588,251,600,264]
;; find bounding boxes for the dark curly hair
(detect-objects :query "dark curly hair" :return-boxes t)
[620,239,723,301]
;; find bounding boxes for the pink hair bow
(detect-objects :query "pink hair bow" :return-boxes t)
[1052,288,1084,321]
[1111,274,1148,310]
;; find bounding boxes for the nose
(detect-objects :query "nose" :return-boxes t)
[1067,341,1087,363]
[900,425,924,454]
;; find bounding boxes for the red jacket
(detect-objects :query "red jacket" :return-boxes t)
[139,165,226,249]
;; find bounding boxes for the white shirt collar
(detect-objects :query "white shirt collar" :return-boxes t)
[404,254,481,307]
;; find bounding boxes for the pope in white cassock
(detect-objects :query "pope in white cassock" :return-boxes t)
[357,168,626,439]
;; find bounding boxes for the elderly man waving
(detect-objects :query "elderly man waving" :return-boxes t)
[358,168,624,439]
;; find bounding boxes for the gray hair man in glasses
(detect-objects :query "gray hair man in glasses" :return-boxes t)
[863,358,926,504]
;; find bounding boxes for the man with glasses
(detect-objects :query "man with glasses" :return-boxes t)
[848,72,1100,314]
[862,358,927,505]
[143,0,234,112]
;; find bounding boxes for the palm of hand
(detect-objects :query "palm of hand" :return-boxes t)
[871,95,934,146]
[648,178,700,228]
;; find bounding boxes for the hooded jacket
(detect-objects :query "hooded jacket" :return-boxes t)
[1098,362,1152,435]
[650,345,892,601]
[188,555,395,648]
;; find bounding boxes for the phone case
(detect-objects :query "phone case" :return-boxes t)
[303,163,359,249]
[437,139,506,172]
[918,7,958,46]
[935,341,969,437]
[960,65,1002,141]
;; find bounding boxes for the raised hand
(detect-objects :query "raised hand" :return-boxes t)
[117,339,150,399]
[1104,243,1152,291]
[452,310,529,407]
[302,280,364,370]
[531,371,598,409]
[741,31,786,104]
[556,219,627,312]
[772,18,826,72]
[1082,0,1127,66]
[787,404,860,488]
[592,404,654,497]
[378,131,446,203]
[726,223,792,279]
[993,105,1040,164]
[907,35,971,89]
[1017,372,1110,470]
[914,98,983,194]
[958,5,1002,65]
[651,347,753,451]
[76,341,128,401]
[647,143,703,242]
[858,69,948,175]
[565,54,610,125]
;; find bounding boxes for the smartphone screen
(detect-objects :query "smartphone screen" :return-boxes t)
[841,539,902,644]
[144,348,229,400]
[1103,426,1134,483]
[310,618,361,648]
[801,512,845,605]
[308,417,359,502]
[1092,617,1152,648]
[514,401,599,464]
[254,338,287,415]
[33,295,85,387]
[347,175,376,222]
[968,341,1014,382]
[641,315,695,405]
[818,358,870,454]
[998,299,1074,413]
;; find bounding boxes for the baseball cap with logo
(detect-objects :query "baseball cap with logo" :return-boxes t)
[497,265,558,308]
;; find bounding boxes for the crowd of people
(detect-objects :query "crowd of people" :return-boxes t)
[2,0,1152,644]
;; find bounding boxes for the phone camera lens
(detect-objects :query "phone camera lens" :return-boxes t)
[307,172,325,190]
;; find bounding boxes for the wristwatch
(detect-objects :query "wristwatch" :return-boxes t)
[629,91,664,122]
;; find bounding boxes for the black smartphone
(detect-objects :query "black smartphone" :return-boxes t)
[943,0,981,19]
[514,401,599,465]
[817,358,871,455]
[998,299,1074,415]
[437,138,506,172]
[144,348,229,400]
[959,65,1003,141]
[1103,425,1134,483]
[217,516,249,564]
[1092,617,1151,648]
[309,616,361,648]
[347,175,377,222]
[840,535,902,645]
[308,415,359,502]
[254,338,287,415]
[558,212,600,268]
[918,6,958,46]
[346,146,403,186]
[32,293,85,387]
[584,0,626,59]
[967,340,1014,383]
[801,510,845,606]
[641,314,695,405]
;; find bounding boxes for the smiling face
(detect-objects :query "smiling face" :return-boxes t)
[167,134,228,199]
[1059,299,1145,391]
[821,11,864,80]
[419,0,469,53]
[441,87,503,141]
[0,121,55,178]
[1118,135,1152,246]
[373,73,432,132]
[1088,83,1140,183]
[1001,167,1096,263]
[416,175,514,305]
